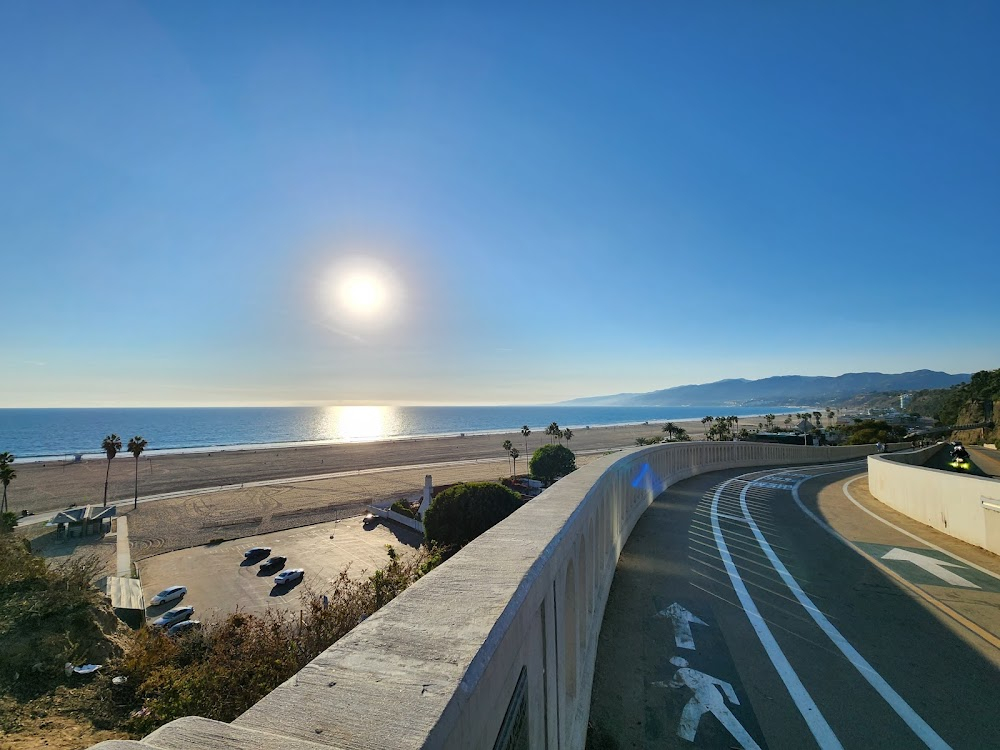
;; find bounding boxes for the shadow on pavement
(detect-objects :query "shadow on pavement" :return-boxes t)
[269,577,303,597]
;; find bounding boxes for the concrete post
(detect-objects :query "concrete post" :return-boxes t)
[418,474,432,518]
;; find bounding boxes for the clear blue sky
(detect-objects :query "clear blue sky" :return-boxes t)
[2,2,997,407]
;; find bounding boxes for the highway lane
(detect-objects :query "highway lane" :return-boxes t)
[588,460,1000,749]
[968,446,1000,478]
[921,445,989,477]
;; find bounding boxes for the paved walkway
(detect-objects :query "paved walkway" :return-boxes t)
[115,515,131,577]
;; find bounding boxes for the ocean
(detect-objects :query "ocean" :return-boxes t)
[0,405,805,461]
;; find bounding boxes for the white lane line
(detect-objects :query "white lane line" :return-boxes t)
[841,476,1000,583]
[716,511,753,524]
[711,478,844,749]
[756,472,953,750]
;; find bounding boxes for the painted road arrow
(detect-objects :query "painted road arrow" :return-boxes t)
[881,548,981,589]
[656,603,708,650]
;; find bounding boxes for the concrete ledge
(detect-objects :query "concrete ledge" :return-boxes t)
[869,445,1000,554]
[146,717,333,750]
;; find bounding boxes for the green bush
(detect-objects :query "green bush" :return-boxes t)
[390,500,416,519]
[529,444,577,485]
[423,482,523,550]
[843,420,908,445]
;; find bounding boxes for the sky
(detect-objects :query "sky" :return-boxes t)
[1,2,998,407]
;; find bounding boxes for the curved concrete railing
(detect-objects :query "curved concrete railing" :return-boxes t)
[93,441,874,750]
[869,445,1000,555]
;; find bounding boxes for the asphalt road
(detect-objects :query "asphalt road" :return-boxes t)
[589,460,1000,749]
[922,445,990,477]
[968,446,1000,478]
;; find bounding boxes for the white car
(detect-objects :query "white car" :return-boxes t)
[167,619,201,636]
[150,585,187,605]
[274,569,304,586]
[151,606,194,628]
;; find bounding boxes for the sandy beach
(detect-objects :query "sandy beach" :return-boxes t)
[10,417,736,515]
[11,415,799,559]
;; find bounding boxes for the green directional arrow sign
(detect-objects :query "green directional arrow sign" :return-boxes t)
[855,542,1000,593]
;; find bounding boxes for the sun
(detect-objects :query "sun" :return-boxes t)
[340,273,386,317]
[318,256,400,328]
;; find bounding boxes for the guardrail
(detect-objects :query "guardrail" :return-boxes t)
[93,441,874,750]
[869,445,1000,555]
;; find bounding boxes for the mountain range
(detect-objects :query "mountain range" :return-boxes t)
[558,370,969,408]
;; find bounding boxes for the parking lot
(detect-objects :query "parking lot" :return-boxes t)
[139,514,422,625]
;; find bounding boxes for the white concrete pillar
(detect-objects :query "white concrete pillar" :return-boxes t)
[418,474,432,517]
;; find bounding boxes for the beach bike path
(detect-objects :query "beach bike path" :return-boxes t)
[588,461,1000,749]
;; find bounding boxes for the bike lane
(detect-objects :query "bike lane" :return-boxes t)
[589,462,1000,749]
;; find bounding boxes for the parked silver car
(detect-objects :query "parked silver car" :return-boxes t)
[150,585,187,605]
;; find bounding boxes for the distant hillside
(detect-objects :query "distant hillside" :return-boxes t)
[559,370,970,407]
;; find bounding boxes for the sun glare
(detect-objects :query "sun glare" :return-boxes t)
[320,405,389,441]
[340,274,385,317]
[319,257,400,327]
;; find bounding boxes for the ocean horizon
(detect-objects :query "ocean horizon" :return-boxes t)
[0,405,809,461]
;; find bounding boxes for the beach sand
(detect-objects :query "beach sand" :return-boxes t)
[12,415,796,558]
[12,417,737,515]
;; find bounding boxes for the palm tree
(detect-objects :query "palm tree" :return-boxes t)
[662,422,678,440]
[0,463,15,514]
[128,435,148,509]
[701,416,713,440]
[521,425,531,456]
[826,409,835,427]
[101,433,122,508]
[813,411,823,428]
[502,440,513,474]
[563,427,573,444]
[510,447,519,478]
[547,422,560,444]
[765,414,776,430]
[674,427,690,441]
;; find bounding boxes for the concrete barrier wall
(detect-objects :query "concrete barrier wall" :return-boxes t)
[869,446,1000,554]
[94,442,873,750]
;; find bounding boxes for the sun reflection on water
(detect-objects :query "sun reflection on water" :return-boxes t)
[320,405,393,442]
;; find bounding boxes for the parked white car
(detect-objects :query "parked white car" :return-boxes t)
[151,606,194,628]
[150,585,187,605]
[274,569,304,586]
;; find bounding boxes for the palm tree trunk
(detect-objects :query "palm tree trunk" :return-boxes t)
[104,460,111,508]
[2,486,6,513]
[134,457,139,509]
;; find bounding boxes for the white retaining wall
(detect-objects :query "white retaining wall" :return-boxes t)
[869,446,1000,555]
[93,442,874,750]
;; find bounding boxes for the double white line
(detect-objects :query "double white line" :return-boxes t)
[711,464,952,750]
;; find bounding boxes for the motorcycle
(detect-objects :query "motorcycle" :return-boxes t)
[949,445,971,471]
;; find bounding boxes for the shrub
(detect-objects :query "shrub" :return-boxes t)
[119,545,430,735]
[529,444,577,485]
[390,500,416,519]
[0,534,115,693]
[423,482,523,550]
